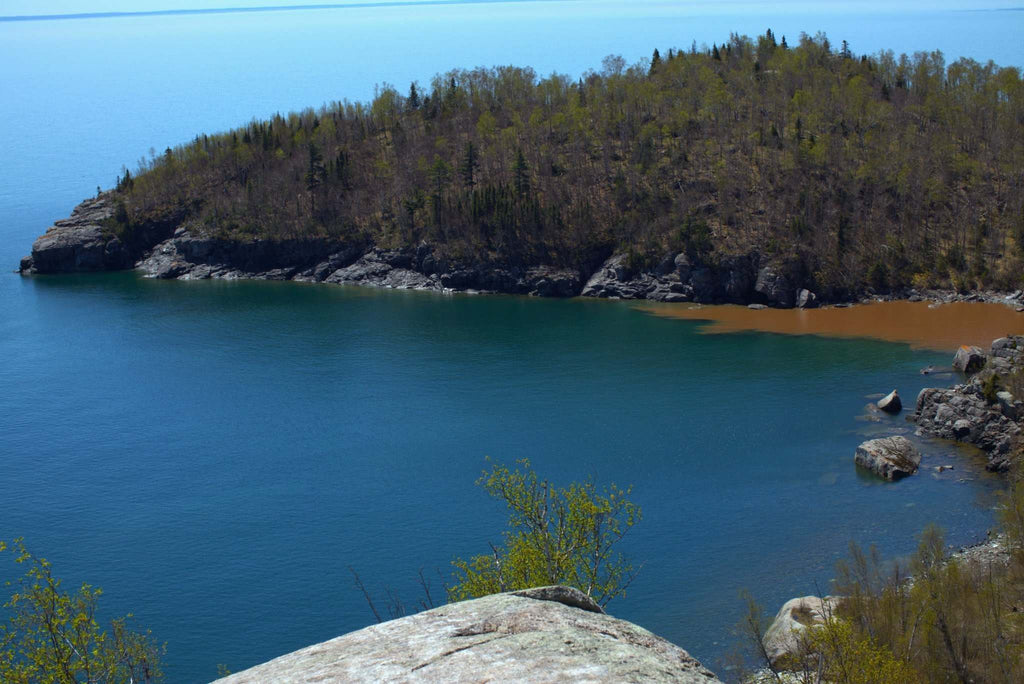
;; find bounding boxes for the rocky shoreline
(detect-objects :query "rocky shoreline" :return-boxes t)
[758,336,1024,678]
[912,336,1024,472]
[20,197,1024,310]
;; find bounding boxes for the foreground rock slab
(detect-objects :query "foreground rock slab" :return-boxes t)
[214,586,721,684]
[854,436,922,480]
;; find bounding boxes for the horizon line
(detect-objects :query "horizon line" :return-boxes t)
[0,0,573,23]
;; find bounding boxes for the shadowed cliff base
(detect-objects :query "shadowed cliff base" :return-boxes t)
[638,300,1024,352]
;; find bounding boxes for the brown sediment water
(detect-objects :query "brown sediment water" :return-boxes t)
[637,300,1024,352]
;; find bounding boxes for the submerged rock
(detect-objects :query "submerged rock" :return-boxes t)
[877,389,902,414]
[854,436,921,480]
[214,586,721,683]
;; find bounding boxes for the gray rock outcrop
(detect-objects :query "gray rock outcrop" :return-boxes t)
[953,345,987,374]
[754,264,796,308]
[854,436,922,480]
[762,595,843,667]
[877,389,902,414]
[213,586,721,683]
[21,197,129,273]
[913,336,1024,472]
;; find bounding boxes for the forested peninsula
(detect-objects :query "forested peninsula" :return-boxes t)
[21,31,1024,305]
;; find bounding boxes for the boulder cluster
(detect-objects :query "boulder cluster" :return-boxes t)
[913,337,1024,472]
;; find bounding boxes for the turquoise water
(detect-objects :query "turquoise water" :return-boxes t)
[1,3,1020,680]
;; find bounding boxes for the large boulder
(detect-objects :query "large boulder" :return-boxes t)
[952,345,986,374]
[717,254,755,303]
[214,586,721,683]
[523,266,581,297]
[674,252,693,281]
[854,436,921,480]
[795,288,818,309]
[763,596,843,667]
[581,254,654,299]
[753,264,795,308]
[689,266,718,302]
[877,389,902,414]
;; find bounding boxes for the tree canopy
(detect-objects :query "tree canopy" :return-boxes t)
[112,31,1024,296]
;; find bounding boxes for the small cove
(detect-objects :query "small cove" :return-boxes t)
[0,272,1007,679]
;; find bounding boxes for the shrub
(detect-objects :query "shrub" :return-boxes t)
[0,539,163,683]
[982,373,1001,405]
[448,459,641,608]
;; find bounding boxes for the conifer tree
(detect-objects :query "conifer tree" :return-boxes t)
[305,142,326,214]
[513,148,530,200]
[460,141,478,188]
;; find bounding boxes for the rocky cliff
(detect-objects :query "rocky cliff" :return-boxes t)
[20,196,828,308]
[212,586,721,683]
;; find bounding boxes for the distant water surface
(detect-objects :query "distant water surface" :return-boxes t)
[0,2,1020,681]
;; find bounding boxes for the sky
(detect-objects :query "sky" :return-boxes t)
[2,0,1021,19]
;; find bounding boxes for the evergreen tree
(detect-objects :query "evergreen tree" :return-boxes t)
[429,156,452,226]
[408,82,420,110]
[460,141,478,188]
[512,148,530,200]
[649,48,661,74]
[305,142,326,214]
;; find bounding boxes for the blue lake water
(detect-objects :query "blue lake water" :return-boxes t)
[1,2,1021,680]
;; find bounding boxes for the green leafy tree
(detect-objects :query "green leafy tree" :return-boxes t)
[808,617,918,683]
[448,459,642,608]
[0,539,163,683]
